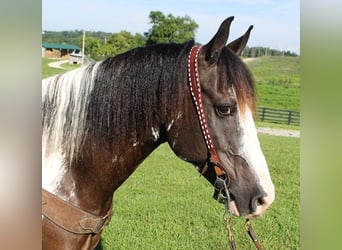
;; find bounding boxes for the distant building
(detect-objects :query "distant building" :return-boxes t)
[42,43,81,59]
[69,52,83,64]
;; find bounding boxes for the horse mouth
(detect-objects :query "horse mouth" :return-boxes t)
[228,199,240,217]
[231,194,270,219]
[227,193,264,218]
[226,193,240,217]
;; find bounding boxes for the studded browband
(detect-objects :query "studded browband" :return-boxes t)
[187,45,228,180]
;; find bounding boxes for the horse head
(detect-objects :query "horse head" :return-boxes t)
[167,17,275,218]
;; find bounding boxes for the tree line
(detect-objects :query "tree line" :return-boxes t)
[242,46,298,57]
[42,11,298,61]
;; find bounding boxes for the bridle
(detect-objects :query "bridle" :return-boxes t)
[187,45,263,250]
[187,45,232,200]
[187,45,228,179]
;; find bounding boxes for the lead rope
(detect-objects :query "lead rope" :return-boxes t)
[216,177,236,250]
[224,209,236,250]
[225,217,262,250]
[224,199,263,250]
[245,219,263,250]
[216,176,263,250]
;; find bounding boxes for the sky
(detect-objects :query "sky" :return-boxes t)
[42,0,300,54]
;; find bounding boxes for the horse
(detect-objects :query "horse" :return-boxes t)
[42,17,275,249]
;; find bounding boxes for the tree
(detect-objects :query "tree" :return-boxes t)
[80,31,147,60]
[83,35,104,61]
[107,31,146,56]
[145,11,198,44]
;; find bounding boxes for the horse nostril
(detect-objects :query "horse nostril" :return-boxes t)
[257,197,264,206]
[251,196,265,211]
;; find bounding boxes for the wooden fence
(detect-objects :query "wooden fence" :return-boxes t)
[256,107,300,126]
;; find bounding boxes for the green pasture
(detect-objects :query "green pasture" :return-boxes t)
[246,56,300,111]
[42,58,81,79]
[97,135,299,249]
[247,56,300,88]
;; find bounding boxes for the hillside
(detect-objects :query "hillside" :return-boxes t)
[246,56,300,111]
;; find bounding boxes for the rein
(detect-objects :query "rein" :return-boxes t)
[42,188,113,235]
[187,46,262,250]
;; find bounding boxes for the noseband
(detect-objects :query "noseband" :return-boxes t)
[187,46,263,250]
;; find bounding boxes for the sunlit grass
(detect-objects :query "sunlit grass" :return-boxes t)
[256,84,300,111]
[42,58,81,79]
[98,135,299,249]
[247,56,300,112]
[247,56,300,88]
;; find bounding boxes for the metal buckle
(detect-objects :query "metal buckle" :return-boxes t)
[213,176,230,206]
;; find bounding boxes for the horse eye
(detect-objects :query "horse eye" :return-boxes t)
[215,104,236,117]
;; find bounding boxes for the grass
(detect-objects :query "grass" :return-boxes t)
[246,56,300,111]
[256,84,300,111]
[246,56,300,88]
[42,58,81,79]
[97,135,299,249]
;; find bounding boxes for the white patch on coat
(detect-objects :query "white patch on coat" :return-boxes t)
[42,136,77,201]
[168,113,183,148]
[167,120,174,132]
[171,132,179,149]
[42,138,66,195]
[151,127,160,141]
[238,105,275,214]
[112,155,118,164]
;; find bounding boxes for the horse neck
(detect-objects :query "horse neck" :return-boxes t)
[62,44,192,215]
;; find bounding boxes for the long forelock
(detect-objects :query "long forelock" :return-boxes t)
[221,48,256,116]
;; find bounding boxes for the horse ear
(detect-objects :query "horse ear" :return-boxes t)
[203,16,234,63]
[227,25,253,56]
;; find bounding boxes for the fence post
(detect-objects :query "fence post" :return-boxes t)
[288,111,292,125]
[261,108,265,122]
[257,107,299,125]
